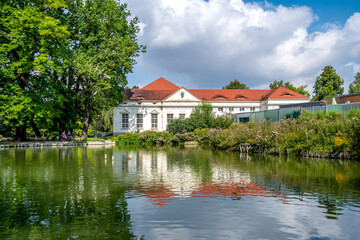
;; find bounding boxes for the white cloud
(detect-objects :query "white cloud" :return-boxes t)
[346,62,360,74]
[125,0,360,91]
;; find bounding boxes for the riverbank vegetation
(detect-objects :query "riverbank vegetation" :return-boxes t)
[117,108,360,159]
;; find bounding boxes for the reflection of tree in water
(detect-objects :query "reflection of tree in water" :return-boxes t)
[0,148,140,239]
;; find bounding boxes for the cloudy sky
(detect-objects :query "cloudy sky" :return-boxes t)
[124,0,360,94]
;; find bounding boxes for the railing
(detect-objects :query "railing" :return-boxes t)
[237,102,360,123]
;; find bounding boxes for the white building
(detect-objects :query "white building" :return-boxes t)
[113,78,309,134]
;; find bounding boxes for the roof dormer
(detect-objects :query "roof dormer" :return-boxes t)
[213,94,227,99]
[235,94,247,99]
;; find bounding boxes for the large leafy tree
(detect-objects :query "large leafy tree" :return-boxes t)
[67,0,145,139]
[224,79,249,89]
[348,72,360,94]
[312,66,344,101]
[269,80,310,97]
[0,0,70,140]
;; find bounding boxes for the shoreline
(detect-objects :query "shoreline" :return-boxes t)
[0,140,116,148]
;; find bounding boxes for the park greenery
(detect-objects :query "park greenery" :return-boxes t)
[312,65,344,101]
[0,0,144,141]
[224,79,249,89]
[117,106,360,159]
[167,103,234,134]
[349,72,360,94]
[269,80,310,97]
[0,1,356,146]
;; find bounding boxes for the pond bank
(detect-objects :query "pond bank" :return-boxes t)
[0,140,116,148]
[115,111,360,160]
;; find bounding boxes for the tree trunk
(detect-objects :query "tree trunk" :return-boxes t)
[16,126,27,142]
[15,74,28,141]
[31,122,41,137]
[80,96,90,140]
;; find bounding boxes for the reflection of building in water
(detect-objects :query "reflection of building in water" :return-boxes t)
[113,150,284,206]
[113,150,200,200]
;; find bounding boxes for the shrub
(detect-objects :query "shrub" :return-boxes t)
[167,119,189,134]
[167,102,234,134]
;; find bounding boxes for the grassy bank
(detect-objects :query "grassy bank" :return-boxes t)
[116,110,360,159]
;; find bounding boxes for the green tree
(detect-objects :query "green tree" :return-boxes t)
[312,66,344,101]
[348,72,360,94]
[0,0,70,140]
[269,80,310,97]
[91,108,113,132]
[224,79,249,89]
[67,0,145,140]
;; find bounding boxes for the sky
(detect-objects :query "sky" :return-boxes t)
[123,0,360,94]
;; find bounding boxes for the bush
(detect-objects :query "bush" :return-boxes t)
[167,119,189,134]
[167,102,234,134]
[212,116,235,129]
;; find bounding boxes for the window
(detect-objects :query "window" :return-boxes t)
[167,114,174,123]
[213,94,227,99]
[137,114,143,128]
[239,107,244,111]
[229,107,234,112]
[151,114,158,128]
[250,107,256,112]
[235,95,247,99]
[122,113,129,128]
[181,92,185,98]
[179,114,185,119]
[218,107,223,112]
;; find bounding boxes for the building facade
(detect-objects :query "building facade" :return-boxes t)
[113,78,309,134]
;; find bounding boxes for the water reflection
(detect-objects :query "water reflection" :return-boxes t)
[0,146,360,239]
[0,147,139,239]
[113,149,290,206]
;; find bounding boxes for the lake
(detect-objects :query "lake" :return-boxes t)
[0,146,360,239]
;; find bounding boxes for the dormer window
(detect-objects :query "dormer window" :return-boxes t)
[282,93,293,96]
[235,94,247,99]
[213,94,227,99]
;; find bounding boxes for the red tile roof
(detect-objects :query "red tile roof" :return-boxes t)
[124,78,309,102]
[261,86,308,100]
[188,89,272,101]
[125,89,175,101]
[141,77,180,90]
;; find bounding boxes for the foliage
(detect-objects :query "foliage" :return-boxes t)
[66,0,145,139]
[117,131,176,146]
[212,116,235,129]
[167,119,189,134]
[91,108,113,132]
[120,110,360,158]
[224,79,249,89]
[167,102,234,133]
[348,72,360,94]
[187,102,215,131]
[269,80,310,97]
[312,66,344,101]
[0,0,71,140]
[0,0,145,140]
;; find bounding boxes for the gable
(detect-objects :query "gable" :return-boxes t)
[262,86,309,100]
[141,77,180,90]
[164,88,201,102]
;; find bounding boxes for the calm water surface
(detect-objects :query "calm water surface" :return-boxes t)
[0,146,360,239]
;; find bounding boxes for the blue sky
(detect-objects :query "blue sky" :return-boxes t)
[246,0,360,32]
[124,0,360,94]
